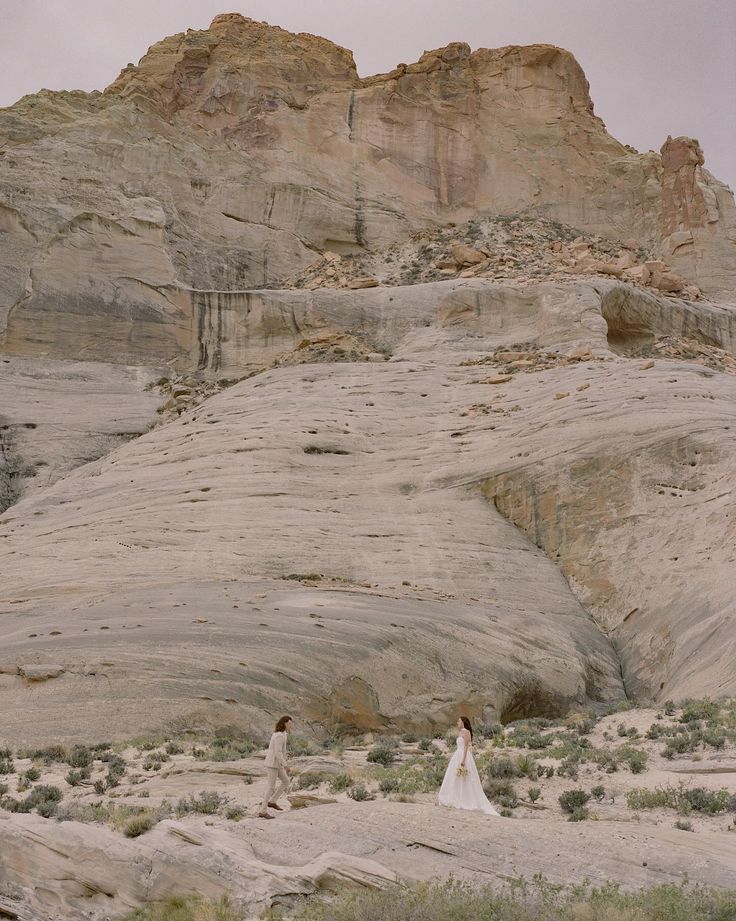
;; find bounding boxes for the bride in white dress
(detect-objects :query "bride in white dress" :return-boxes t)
[437,716,499,815]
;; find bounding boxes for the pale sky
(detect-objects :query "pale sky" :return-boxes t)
[2,0,735,191]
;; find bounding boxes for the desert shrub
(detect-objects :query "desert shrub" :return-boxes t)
[66,769,85,786]
[283,876,736,921]
[94,780,106,795]
[122,894,244,921]
[683,787,730,815]
[103,754,127,787]
[700,729,726,750]
[289,736,319,757]
[67,745,93,768]
[508,727,553,750]
[675,819,694,832]
[379,776,400,795]
[20,784,64,817]
[515,754,538,778]
[123,813,156,838]
[226,806,245,821]
[474,721,503,740]
[589,747,618,773]
[527,787,541,803]
[555,757,579,779]
[328,773,352,794]
[0,783,7,796]
[401,733,418,743]
[486,756,520,779]
[370,755,448,795]
[23,767,41,782]
[143,752,170,771]
[485,779,517,806]
[618,745,648,774]
[21,745,67,763]
[559,789,591,814]
[591,785,606,801]
[627,785,729,815]
[165,741,184,755]
[367,744,396,766]
[680,699,720,724]
[297,772,328,790]
[195,737,259,762]
[0,758,14,775]
[176,791,226,816]
[347,783,375,802]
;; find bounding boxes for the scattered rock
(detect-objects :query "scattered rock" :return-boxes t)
[347,277,380,289]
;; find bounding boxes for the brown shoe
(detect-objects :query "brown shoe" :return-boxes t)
[268,801,284,811]
[258,811,275,819]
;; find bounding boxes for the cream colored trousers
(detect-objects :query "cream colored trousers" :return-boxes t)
[260,765,289,810]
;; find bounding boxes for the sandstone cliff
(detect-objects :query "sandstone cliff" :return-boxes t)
[1,15,735,744]
[1,13,734,372]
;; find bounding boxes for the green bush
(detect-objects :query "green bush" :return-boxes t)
[558,789,591,814]
[591,785,606,801]
[328,773,352,793]
[297,772,328,790]
[367,744,396,767]
[347,783,375,802]
[67,745,93,768]
[627,785,730,815]
[618,746,648,774]
[527,787,541,803]
[486,757,520,779]
[176,791,226,816]
[485,779,517,806]
[679,699,720,724]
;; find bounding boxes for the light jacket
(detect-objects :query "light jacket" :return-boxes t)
[264,731,288,769]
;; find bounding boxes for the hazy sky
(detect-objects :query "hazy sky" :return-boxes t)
[2,0,734,190]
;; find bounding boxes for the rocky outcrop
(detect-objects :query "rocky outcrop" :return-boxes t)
[2,278,735,744]
[1,15,734,374]
[0,813,396,919]
[0,356,161,507]
[659,136,736,297]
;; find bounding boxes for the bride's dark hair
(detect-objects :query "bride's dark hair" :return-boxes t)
[460,716,473,738]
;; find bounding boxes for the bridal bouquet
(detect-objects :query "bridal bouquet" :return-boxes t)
[456,764,468,777]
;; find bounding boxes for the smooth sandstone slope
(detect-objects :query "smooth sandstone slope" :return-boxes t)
[1,14,735,373]
[3,801,736,921]
[1,279,735,744]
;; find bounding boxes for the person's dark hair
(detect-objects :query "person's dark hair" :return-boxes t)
[460,716,473,738]
[275,715,293,733]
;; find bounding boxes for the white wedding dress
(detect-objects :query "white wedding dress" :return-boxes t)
[437,735,499,815]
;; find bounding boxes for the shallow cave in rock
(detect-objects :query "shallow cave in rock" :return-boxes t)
[602,311,655,356]
[499,680,567,724]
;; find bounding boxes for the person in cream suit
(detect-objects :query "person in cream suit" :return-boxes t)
[258,715,292,818]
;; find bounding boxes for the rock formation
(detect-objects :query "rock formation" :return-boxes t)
[1,14,735,374]
[0,13,735,747]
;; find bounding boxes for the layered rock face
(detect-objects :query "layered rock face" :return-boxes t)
[1,14,735,371]
[1,15,735,744]
[2,278,735,744]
